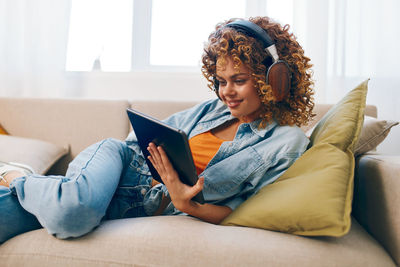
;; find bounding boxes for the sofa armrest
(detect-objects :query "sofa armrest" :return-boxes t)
[353,153,400,265]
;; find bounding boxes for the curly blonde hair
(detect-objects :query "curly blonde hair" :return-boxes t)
[201,17,315,127]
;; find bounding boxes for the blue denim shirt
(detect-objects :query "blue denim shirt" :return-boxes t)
[125,99,309,215]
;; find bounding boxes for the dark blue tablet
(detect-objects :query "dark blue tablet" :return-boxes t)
[127,108,204,204]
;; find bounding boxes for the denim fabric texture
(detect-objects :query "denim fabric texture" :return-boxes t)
[1,138,152,242]
[0,98,309,243]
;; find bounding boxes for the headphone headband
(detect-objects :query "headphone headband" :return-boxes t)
[226,20,279,62]
[226,20,274,48]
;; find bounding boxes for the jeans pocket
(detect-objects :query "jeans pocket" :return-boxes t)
[119,155,152,188]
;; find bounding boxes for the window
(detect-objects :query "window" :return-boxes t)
[66,0,293,72]
[150,0,245,66]
[66,0,133,71]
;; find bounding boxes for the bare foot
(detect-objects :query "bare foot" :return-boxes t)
[0,171,24,187]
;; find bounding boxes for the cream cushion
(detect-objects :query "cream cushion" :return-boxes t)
[306,116,399,156]
[355,116,399,155]
[0,135,68,174]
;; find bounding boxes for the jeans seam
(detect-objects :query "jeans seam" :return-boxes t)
[74,139,112,182]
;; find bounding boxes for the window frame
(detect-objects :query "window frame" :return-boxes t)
[130,0,268,73]
[66,0,273,73]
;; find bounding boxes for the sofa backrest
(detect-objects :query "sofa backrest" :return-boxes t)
[130,101,199,120]
[0,97,131,174]
[0,97,377,174]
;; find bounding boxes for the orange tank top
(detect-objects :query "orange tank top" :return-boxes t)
[189,131,224,175]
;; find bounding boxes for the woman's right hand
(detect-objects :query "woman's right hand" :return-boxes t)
[147,142,204,213]
[147,142,232,224]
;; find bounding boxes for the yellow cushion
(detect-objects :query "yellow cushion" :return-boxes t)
[0,124,8,135]
[221,80,368,237]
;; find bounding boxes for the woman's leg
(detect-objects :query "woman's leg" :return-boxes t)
[0,187,42,243]
[8,138,132,239]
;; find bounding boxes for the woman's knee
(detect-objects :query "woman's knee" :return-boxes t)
[90,138,132,167]
[73,138,130,164]
[102,138,129,155]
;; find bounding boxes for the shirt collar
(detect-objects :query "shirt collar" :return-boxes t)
[249,119,277,138]
[205,101,278,138]
[224,109,278,138]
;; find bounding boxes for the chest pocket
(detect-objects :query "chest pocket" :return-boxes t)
[202,146,266,197]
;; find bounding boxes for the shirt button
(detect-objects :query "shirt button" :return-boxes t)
[141,188,147,196]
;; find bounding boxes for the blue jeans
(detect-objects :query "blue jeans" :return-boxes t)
[0,138,156,243]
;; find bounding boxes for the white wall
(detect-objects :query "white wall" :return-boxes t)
[64,71,215,102]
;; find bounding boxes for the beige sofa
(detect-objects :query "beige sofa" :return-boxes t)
[0,97,398,266]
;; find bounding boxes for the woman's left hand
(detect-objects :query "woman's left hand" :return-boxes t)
[147,142,204,213]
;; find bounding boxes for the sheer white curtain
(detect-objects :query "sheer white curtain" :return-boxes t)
[291,0,400,155]
[325,0,400,101]
[0,0,71,97]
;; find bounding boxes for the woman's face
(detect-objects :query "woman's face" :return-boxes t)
[216,57,263,123]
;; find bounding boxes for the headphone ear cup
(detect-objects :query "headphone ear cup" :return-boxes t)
[266,61,291,102]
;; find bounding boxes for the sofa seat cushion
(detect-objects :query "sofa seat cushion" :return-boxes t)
[0,216,395,267]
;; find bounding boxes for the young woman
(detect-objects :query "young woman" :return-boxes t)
[0,16,314,243]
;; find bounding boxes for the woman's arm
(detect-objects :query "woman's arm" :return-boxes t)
[147,143,232,224]
[181,200,232,225]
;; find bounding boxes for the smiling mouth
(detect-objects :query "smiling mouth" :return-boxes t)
[226,100,242,108]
